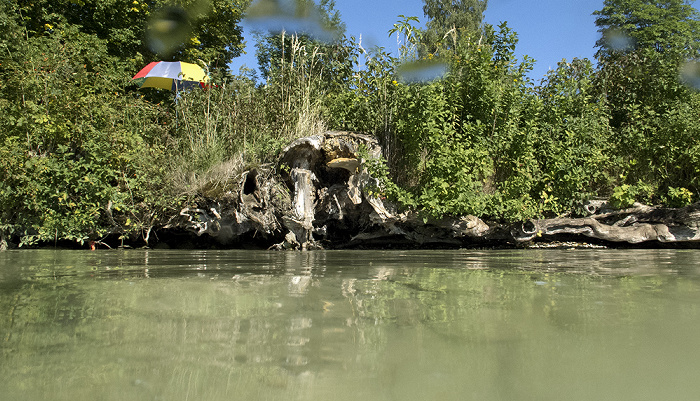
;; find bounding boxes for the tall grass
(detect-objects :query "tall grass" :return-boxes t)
[169,35,328,198]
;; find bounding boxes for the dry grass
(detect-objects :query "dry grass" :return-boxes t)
[166,34,330,199]
[170,153,246,198]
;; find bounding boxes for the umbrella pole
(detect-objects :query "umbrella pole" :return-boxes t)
[174,80,179,130]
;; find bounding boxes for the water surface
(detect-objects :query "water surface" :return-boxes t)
[2,249,700,400]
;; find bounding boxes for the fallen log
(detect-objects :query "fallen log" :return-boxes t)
[512,203,700,244]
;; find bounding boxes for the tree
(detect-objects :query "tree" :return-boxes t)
[253,0,346,80]
[593,0,700,59]
[592,0,700,202]
[0,0,244,245]
[6,0,248,72]
[592,0,700,129]
[418,0,488,57]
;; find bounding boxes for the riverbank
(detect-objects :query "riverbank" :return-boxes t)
[3,131,698,252]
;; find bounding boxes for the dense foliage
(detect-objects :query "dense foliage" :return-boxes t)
[593,0,700,59]
[335,0,699,220]
[0,0,247,246]
[417,0,488,57]
[1,0,699,247]
[253,0,346,79]
[10,0,248,71]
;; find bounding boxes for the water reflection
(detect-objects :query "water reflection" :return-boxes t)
[1,249,700,400]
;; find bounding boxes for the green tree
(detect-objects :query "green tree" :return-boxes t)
[0,1,184,246]
[358,20,545,220]
[593,0,700,59]
[253,0,346,80]
[536,59,614,213]
[592,0,700,131]
[7,0,248,72]
[418,0,488,57]
[593,0,700,203]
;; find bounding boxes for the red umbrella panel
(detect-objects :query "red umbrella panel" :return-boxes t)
[132,61,209,91]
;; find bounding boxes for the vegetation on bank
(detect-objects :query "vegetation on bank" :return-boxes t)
[1,0,699,247]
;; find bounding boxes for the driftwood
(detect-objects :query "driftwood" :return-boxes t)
[512,202,700,244]
[171,131,700,249]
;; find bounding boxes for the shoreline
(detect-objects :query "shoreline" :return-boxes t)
[2,131,699,252]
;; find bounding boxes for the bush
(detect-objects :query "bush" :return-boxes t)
[0,17,176,246]
[666,187,694,208]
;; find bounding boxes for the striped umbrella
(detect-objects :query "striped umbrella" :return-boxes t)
[132,61,209,91]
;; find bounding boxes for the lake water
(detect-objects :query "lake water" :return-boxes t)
[1,249,700,401]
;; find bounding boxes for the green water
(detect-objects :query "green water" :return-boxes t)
[1,249,700,401]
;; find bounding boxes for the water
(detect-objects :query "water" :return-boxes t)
[2,249,700,401]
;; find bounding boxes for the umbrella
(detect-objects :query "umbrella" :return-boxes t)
[132,61,209,91]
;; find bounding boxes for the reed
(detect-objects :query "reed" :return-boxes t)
[168,34,329,198]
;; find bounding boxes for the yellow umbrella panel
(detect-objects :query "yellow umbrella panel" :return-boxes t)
[132,61,209,91]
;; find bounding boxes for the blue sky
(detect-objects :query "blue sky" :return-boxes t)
[230,0,606,83]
